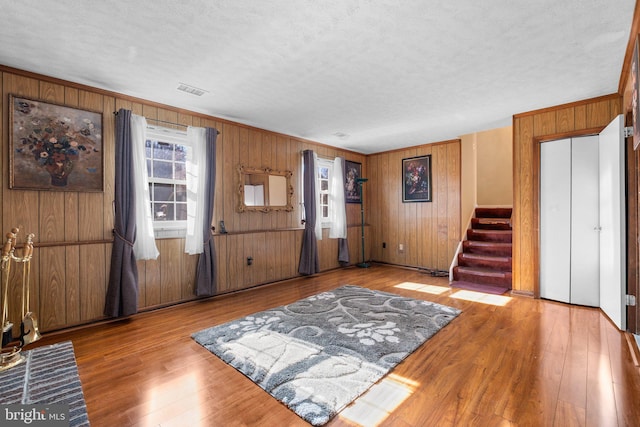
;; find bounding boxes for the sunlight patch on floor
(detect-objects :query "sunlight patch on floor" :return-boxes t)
[394,282,449,295]
[450,289,512,306]
[339,373,418,427]
[144,372,202,427]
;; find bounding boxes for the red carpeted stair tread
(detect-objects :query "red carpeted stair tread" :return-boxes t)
[453,266,512,286]
[471,217,512,230]
[463,240,512,256]
[467,229,512,243]
[474,207,512,219]
[458,252,512,271]
[450,280,509,295]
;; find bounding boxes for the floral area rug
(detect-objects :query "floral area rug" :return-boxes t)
[192,285,461,425]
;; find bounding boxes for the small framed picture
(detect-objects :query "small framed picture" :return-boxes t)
[9,95,104,192]
[402,155,432,202]
[344,160,362,203]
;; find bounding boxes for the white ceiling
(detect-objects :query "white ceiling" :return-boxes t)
[0,0,636,154]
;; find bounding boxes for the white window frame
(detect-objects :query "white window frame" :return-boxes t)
[145,125,191,239]
[316,158,334,227]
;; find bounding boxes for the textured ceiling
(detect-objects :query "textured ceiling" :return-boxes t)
[0,0,635,153]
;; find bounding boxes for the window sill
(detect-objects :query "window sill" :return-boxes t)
[154,228,186,239]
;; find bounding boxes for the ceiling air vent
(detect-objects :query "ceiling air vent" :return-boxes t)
[177,83,208,96]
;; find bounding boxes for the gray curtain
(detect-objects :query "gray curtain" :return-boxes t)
[298,150,319,275]
[338,157,350,265]
[196,128,218,296]
[104,109,139,317]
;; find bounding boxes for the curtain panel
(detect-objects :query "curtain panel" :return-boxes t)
[131,114,159,260]
[329,156,347,238]
[336,157,350,264]
[299,150,319,275]
[195,127,218,296]
[185,127,206,254]
[104,109,139,317]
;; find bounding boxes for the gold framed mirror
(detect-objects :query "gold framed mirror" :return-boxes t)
[237,165,294,212]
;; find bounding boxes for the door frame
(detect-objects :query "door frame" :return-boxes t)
[533,121,634,331]
[626,111,639,334]
[532,126,605,299]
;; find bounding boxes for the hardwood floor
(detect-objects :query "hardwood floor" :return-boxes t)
[30,264,640,426]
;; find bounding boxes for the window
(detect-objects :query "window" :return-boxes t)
[301,154,347,238]
[316,158,333,225]
[145,126,190,237]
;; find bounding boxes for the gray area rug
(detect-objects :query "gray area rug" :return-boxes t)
[192,285,461,425]
[0,341,90,426]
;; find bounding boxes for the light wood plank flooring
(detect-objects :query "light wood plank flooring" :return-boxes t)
[31,264,640,426]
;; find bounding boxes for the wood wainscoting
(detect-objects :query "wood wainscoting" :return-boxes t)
[33,264,640,426]
[1,66,464,336]
[0,66,369,334]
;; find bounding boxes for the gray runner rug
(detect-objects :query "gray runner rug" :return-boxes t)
[0,341,90,426]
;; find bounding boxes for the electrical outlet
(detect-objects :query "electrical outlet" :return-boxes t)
[382,242,386,249]
[399,244,404,252]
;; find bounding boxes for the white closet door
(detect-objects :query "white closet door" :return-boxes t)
[599,115,626,330]
[540,138,571,303]
[570,136,599,306]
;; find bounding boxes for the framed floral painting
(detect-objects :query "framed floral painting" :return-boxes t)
[402,155,431,202]
[344,160,362,203]
[9,95,103,192]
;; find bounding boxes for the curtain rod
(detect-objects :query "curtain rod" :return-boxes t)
[299,150,340,161]
[113,111,220,134]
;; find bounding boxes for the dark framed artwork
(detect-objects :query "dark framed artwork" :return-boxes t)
[402,155,431,202]
[344,160,362,203]
[633,35,640,150]
[9,95,103,192]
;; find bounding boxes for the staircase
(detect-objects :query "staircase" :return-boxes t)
[452,207,512,293]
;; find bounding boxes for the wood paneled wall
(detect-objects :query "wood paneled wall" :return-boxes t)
[0,68,366,333]
[512,94,621,296]
[5,64,618,334]
[1,72,115,333]
[367,140,461,271]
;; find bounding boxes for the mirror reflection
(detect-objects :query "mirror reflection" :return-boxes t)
[237,165,293,212]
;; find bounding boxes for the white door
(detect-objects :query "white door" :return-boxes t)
[540,138,572,303]
[599,114,626,330]
[571,135,600,306]
[540,136,600,306]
